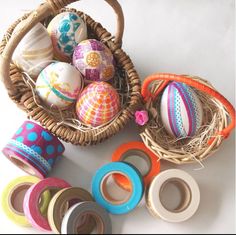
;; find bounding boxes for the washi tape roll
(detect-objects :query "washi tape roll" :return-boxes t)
[61,202,112,234]
[1,176,50,227]
[92,162,144,215]
[23,177,71,231]
[2,121,65,179]
[112,141,160,191]
[48,187,95,234]
[146,169,200,222]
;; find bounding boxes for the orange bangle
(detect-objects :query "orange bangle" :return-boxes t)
[112,141,161,191]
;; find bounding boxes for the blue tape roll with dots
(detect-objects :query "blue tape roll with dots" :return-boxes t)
[92,162,144,215]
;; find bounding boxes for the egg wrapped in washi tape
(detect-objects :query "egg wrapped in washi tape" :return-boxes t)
[73,39,115,82]
[160,82,203,138]
[76,82,120,127]
[12,23,53,78]
[36,62,83,109]
[48,12,87,62]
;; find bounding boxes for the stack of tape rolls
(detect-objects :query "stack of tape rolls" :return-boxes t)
[2,121,65,178]
[146,169,200,222]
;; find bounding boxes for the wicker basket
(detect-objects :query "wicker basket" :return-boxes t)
[0,0,141,146]
[140,73,235,164]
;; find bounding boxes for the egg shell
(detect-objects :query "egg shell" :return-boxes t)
[12,23,53,78]
[36,62,83,109]
[160,82,203,138]
[48,12,87,62]
[73,39,115,82]
[76,82,120,127]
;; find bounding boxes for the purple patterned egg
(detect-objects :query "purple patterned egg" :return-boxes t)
[73,39,115,82]
[160,82,203,138]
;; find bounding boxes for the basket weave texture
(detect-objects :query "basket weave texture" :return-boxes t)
[0,0,141,146]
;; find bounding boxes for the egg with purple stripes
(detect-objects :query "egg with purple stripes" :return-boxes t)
[160,82,203,138]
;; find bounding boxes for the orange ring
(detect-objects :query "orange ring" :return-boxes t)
[112,141,161,192]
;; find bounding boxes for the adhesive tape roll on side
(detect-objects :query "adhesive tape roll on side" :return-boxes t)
[23,177,71,231]
[146,169,200,223]
[92,162,144,215]
[112,141,160,191]
[48,187,95,234]
[1,176,50,227]
[61,201,112,234]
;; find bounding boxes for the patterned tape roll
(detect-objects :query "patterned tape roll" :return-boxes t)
[61,202,112,234]
[1,176,50,227]
[146,169,200,222]
[48,187,95,234]
[2,121,65,179]
[23,177,71,231]
[92,162,144,215]
[112,141,161,191]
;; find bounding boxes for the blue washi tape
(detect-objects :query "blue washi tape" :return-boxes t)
[92,162,144,215]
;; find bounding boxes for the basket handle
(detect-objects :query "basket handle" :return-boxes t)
[141,73,236,145]
[0,0,124,96]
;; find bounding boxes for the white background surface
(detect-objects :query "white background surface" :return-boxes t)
[0,0,235,234]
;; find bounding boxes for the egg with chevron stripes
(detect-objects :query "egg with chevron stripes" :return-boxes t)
[12,23,53,78]
[160,82,203,138]
[36,62,83,110]
[48,12,87,62]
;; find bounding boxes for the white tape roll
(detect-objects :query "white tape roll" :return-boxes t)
[146,169,200,223]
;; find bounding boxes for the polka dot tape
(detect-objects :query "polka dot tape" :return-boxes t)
[2,121,65,178]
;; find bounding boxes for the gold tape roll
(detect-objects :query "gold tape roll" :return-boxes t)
[48,187,95,234]
[1,176,50,227]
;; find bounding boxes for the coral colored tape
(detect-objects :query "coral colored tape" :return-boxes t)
[2,121,65,179]
[112,141,161,191]
[23,177,71,231]
[1,176,50,227]
[47,187,95,234]
[92,162,144,215]
[146,169,200,223]
[61,202,112,234]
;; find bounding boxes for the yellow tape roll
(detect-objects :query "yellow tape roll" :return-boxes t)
[1,176,50,227]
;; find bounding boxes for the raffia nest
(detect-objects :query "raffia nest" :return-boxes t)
[140,73,235,165]
[0,0,141,146]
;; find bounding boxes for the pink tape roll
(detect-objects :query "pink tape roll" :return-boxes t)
[2,121,65,179]
[23,177,71,231]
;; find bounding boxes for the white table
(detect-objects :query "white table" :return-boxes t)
[0,0,235,234]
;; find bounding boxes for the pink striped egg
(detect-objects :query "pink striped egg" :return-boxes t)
[76,82,120,127]
[160,82,203,138]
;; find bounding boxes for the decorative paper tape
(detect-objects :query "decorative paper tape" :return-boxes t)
[1,176,50,227]
[23,177,71,231]
[112,141,160,191]
[146,169,200,222]
[92,162,144,215]
[47,187,95,234]
[61,202,112,234]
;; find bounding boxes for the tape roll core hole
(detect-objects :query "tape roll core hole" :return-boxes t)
[159,178,191,213]
[9,183,32,215]
[38,188,60,217]
[121,150,151,176]
[10,156,36,176]
[101,172,132,205]
[75,212,104,234]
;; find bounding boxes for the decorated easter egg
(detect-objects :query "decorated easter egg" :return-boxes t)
[12,23,53,78]
[36,62,83,109]
[73,39,115,82]
[48,12,87,62]
[160,82,203,138]
[76,82,120,127]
